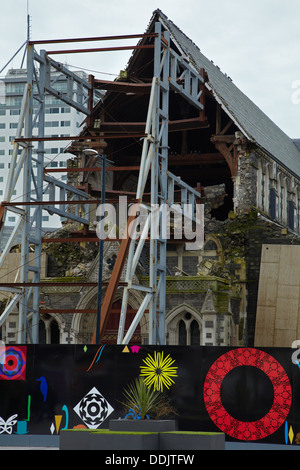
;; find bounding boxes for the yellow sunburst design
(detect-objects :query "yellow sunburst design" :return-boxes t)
[140,351,178,392]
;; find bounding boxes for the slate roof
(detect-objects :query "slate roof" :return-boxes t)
[149,10,300,178]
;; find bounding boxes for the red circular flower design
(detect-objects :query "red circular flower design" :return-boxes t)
[203,348,292,441]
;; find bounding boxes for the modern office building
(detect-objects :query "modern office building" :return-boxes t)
[0,67,87,228]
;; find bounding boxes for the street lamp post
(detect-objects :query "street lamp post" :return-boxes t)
[96,153,106,344]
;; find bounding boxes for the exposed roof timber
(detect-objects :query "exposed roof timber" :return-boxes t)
[43,153,224,174]
[93,79,152,94]
[213,142,238,177]
[168,153,225,166]
[211,135,235,144]
[206,85,251,141]
[95,117,209,133]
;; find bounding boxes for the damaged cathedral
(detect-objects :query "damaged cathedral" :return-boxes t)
[2,9,300,348]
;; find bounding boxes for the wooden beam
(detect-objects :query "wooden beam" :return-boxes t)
[93,116,209,134]
[169,153,224,166]
[93,79,152,94]
[213,142,238,177]
[220,119,234,135]
[43,154,225,174]
[211,135,235,144]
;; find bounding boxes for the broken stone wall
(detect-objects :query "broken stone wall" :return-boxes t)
[234,150,258,214]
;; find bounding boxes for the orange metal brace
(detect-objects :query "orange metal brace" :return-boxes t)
[90,201,141,344]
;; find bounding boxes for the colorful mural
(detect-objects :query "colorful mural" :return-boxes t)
[0,346,26,380]
[0,345,299,445]
[203,348,292,441]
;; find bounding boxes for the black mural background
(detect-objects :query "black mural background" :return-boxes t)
[0,344,299,444]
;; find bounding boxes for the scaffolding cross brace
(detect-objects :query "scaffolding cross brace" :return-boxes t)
[0,25,204,345]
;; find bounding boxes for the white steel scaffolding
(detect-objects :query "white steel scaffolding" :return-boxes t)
[0,22,204,344]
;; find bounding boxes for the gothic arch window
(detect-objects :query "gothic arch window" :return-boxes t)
[190,319,200,345]
[178,320,187,345]
[50,320,60,343]
[176,312,201,345]
[72,287,147,344]
[166,306,202,345]
[39,320,46,344]
[205,238,219,257]
[286,179,295,230]
[264,163,271,214]
[38,315,61,344]
[278,173,287,224]
[200,236,222,264]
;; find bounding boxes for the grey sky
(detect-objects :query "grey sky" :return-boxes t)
[1,0,300,138]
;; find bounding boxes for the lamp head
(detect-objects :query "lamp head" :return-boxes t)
[82,148,99,157]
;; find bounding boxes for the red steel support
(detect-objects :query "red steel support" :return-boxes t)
[90,205,141,344]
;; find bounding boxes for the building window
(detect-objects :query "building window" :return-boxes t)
[39,316,60,344]
[190,320,200,345]
[45,121,59,127]
[176,312,201,345]
[269,187,276,220]
[288,200,295,230]
[39,320,46,344]
[50,321,60,344]
[46,107,59,114]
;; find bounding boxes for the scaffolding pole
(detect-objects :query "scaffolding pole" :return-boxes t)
[0,26,204,345]
[0,44,93,342]
[113,22,205,345]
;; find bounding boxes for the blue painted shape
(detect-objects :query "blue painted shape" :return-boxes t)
[61,405,69,430]
[14,420,29,435]
[285,421,288,444]
[95,345,106,363]
[124,408,149,420]
[36,376,48,402]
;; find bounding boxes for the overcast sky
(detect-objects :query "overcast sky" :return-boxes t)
[1,0,300,138]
